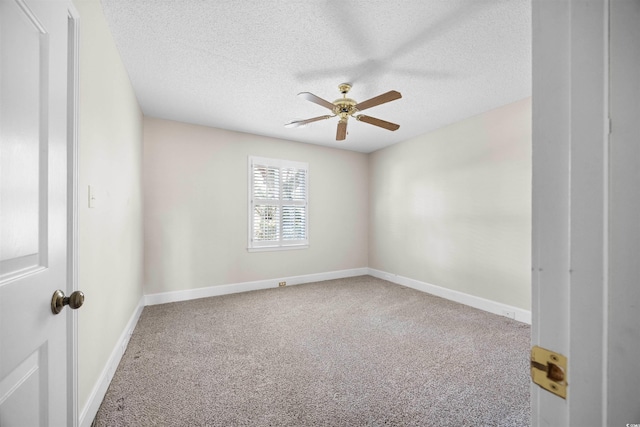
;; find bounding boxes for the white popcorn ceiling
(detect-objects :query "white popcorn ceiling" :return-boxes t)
[100,0,531,153]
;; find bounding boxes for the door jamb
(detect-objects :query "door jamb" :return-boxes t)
[531,0,609,424]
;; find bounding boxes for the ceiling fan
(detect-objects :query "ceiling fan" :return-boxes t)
[285,83,402,141]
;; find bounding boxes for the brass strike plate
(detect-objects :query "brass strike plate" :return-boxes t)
[531,345,567,399]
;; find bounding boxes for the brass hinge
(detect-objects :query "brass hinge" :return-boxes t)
[531,345,567,399]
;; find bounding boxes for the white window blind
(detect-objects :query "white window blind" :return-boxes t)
[249,156,308,250]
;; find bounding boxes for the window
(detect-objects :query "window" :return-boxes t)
[248,156,308,250]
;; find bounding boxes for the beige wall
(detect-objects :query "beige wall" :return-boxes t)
[74,0,144,413]
[369,98,531,310]
[143,118,369,294]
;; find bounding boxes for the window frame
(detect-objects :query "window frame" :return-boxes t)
[247,156,309,252]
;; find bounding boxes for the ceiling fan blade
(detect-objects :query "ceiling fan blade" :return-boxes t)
[356,115,400,131]
[336,120,348,141]
[298,92,336,111]
[355,90,402,112]
[285,115,333,128]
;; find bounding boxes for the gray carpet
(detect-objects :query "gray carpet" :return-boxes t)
[94,276,530,426]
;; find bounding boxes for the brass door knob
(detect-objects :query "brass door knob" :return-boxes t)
[51,290,85,314]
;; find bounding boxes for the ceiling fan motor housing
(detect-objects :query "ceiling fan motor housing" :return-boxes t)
[333,98,357,118]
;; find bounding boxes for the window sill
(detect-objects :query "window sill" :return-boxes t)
[247,245,309,253]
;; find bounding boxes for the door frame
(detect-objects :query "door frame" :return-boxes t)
[66,3,80,426]
[532,0,609,424]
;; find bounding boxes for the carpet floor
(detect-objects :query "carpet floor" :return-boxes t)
[94,276,531,426]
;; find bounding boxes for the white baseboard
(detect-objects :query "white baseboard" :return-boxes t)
[144,267,531,323]
[368,268,531,324]
[144,267,370,306]
[79,296,145,427]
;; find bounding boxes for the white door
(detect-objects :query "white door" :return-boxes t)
[0,0,78,425]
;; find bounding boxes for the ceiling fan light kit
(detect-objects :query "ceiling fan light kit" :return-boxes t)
[285,83,402,141]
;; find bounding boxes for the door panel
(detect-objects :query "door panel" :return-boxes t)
[0,0,47,280]
[0,348,45,426]
[0,0,74,425]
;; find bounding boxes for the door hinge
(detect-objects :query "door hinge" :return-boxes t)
[531,345,567,399]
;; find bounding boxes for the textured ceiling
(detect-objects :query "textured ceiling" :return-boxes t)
[101,0,531,153]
